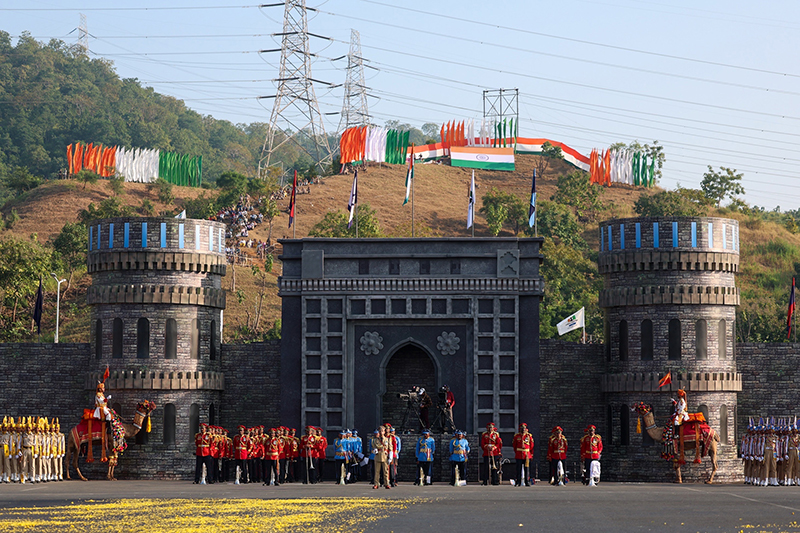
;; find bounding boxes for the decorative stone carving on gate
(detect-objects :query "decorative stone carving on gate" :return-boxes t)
[437,331,460,356]
[360,331,384,356]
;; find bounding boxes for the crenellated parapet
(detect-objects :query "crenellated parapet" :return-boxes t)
[601,372,742,393]
[86,370,225,391]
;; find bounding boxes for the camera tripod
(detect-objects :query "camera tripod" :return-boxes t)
[430,403,456,434]
[399,400,426,433]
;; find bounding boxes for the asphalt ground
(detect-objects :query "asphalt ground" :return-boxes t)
[1,480,799,532]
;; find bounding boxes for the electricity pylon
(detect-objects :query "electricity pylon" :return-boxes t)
[259,0,334,177]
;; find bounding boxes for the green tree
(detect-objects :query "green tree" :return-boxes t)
[0,237,54,336]
[480,188,510,236]
[217,171,248,194]
[263,318,281,340]
[261,198,280,243]
[51,222,88,292]
[533,141,564,179]
[183,193,218,220]
[421,122,441,143]
[308,202,382,238]
[526,200,585,248]
[78,197,134,224]
[539,237,602,341]
[107,175,125,197]
[634,190,703,217]
[150,178,174,205]
[75,170,99,190]
[550,171,605,222]
[2,167,42,195]
[138,199,156,216]
[701,166,745,208]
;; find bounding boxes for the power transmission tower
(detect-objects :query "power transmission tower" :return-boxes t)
[78,13,88,55]
[337,29,371,133]
[259,0,334,178]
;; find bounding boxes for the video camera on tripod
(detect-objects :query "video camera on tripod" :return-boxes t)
[397,388,420,403]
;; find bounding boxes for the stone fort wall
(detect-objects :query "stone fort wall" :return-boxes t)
[0,340,798,479]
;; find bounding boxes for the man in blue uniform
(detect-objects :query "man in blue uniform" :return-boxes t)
[334,430,348,485]
[449,430,470,485]
[415,429,436,485]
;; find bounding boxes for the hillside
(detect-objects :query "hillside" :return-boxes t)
[0,154,657,344]
[1,154,799,345]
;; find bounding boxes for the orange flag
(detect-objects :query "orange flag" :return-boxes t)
[658,372,672,388]
[74,143,83,173]
[67,144,74,175]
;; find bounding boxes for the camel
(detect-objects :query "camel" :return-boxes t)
[631,402,719,484]
[66,400,156,481]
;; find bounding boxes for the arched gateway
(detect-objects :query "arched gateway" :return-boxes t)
[278,237,544,440]
[381,343,437,431]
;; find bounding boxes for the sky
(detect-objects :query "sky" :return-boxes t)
[3,0,800,210]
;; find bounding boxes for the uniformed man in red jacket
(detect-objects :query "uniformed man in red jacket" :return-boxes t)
[300,426,316,484]
[209,426,221,484]
[512,422,534,486]
[264,427,283,486]
[233,425,250,483]
[314,427,327,483]
[194,423,212,484]
[289,428,300,483]
[547,426,568,485]
[580,425,603,485]
[481,422,503,485]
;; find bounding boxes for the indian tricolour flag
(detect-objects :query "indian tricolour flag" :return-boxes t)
[450,146,514,171]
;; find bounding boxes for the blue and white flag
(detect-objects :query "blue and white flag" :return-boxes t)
[467,170,475,228]
[347,169,358,229]
[528,170,537,228]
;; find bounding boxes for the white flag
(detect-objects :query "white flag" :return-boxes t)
[557,307,585,336]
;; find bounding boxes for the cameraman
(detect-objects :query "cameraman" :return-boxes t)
[442,385,455,431]
[419,387,432,430]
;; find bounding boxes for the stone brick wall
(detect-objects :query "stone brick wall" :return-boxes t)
[736,343,800,433]
[219,342,282,430]
[539,339,606,481]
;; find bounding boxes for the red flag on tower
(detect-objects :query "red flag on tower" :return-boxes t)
[658,372,672,388]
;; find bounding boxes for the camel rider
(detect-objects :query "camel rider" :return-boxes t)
[94,382,113,422]
[673,389,689,429]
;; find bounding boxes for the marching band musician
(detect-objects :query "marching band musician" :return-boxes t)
[264,427,282,486]
[580,425,603,486]
[233,425,250,484]
[194,423,211,484]
[480,422,502,486]
[512,423,534,487]
[300,426,316,484]
[547,426,568,486]
[314,427,327,483]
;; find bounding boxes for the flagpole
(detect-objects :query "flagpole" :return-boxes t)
[355,203,359,239]
[411,144,415,238]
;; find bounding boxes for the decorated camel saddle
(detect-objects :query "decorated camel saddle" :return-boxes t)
[662,412,715,464]
[72,409,127,463]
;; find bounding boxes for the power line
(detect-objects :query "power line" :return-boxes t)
[353,0,800,79]
[315,8,800,97]
[0,5,258,11]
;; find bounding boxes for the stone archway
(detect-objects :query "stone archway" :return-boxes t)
[382,344,437,431]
